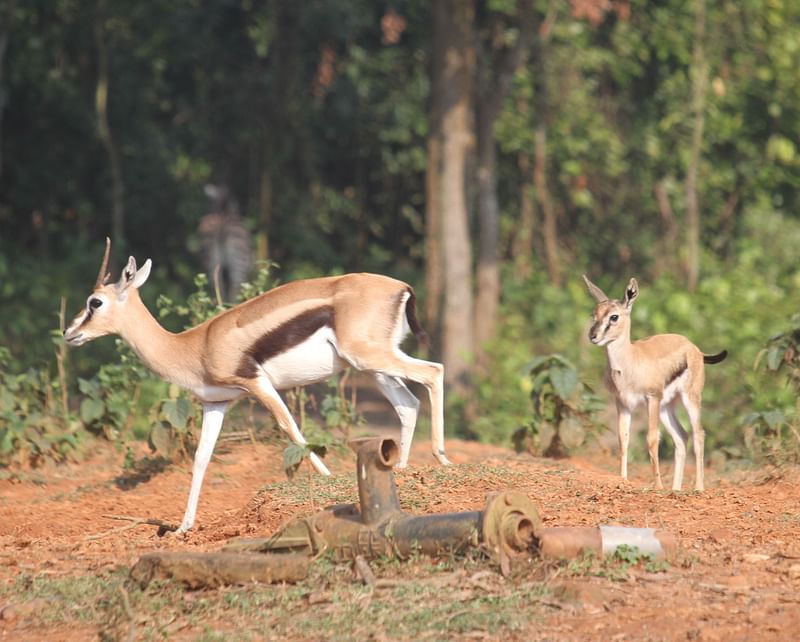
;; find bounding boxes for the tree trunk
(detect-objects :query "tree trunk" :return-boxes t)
[685,0,707,292]
[0,0,16,182]
[424,0,446,340]
[535,124,560,286]
[512,152,536,280]
[474,112,500,356]
[438,0,475,392]
[474,0,535,358]
[532,7,560,286]
[654,179,678,277]
[257,163,272,262]
[94,0,125,246]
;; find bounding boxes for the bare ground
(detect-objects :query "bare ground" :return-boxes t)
[1,434,799,641]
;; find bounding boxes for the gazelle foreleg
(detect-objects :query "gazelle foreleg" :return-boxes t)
[660,401,689,491]
[374,373,420,467]
[177,402,229,533]
[250,378,331,476]
[646,395,664,490]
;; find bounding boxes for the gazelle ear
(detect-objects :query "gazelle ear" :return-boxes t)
[131,259,152,290]
[582,275,608,303]
[623,278,639,309]
[116,257,152,299]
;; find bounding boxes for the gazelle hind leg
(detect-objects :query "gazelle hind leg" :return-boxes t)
[250,377,331,476]
[682,393,705,491]
[374,373,420,467]
[646,396,664,490]
[660,401,689,491]
[340,345,450,466]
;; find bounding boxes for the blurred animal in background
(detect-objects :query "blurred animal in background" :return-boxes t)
[197,183,253,302]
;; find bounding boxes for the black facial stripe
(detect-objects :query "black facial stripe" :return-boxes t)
[236,306,335,379]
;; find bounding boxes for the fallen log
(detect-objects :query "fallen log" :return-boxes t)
[129,552,309,589]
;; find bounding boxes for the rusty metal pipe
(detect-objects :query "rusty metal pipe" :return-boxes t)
[538,526,677,560]
[383,511,481,556]
[354,437,401,525]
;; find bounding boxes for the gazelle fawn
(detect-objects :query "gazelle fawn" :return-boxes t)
[582,275,726,491]
[65,239,450,533]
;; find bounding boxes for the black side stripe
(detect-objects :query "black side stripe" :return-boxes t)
[236,306,334,379]
[665,360,688,386]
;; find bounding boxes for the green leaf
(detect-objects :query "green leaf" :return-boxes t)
[525,355,549,374]
[550,366,578,400]
[766,345,786,371]
[283,443,307,479]
[162,397,193,431]
[762,410,784,430]
[149,422,176,456]
[78,378,101,398]
[80,398,105,424]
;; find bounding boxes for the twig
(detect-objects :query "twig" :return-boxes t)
[212,264,224,307]
[118,584,137,642]
[85,514,178,540]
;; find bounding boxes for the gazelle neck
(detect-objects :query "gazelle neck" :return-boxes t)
[118,291,204,388]
[605,324,633,370]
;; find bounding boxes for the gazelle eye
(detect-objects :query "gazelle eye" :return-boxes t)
[610,314,619,322]
[89,298,103,310]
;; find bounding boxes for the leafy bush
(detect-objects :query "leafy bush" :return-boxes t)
[0,346,81,466]
[77,341,148,441]
[512,354,603,458]
[742,314,800,464]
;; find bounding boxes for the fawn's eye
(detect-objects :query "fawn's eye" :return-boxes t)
[89,298,103,310]
[610,314,619,322]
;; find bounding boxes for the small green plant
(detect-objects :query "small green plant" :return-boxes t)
[564,545,668,581]
[745,314,800,463]
[0,346,81,466]
[282,442,329,480]
[513,354,603,457]
[147,384,200,459]
[77,341,147,441]
[319,373,364,438]
[235,260,280,302]
[157,272,226,326]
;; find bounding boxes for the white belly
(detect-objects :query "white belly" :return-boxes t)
[191,384,246,403]
[260,326,346,390]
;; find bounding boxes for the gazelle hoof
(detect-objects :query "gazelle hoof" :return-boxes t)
[434,452,452,466]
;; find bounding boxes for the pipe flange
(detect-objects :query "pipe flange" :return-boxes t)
[481,491,541,560]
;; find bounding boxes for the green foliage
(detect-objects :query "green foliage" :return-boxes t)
[565,545,668,582]
[147,385,199,459]
[0,347,81,466]
[282,443,328,480]
[319,375,365,437]
[235,261,280,303]
[512,354,603,458]
[157,273,226,327]
[77,341,147,441]
[742,313,800,464]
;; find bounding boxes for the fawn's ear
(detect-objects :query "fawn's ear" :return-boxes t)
[623,278,639,309]
[582,275,608,303]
